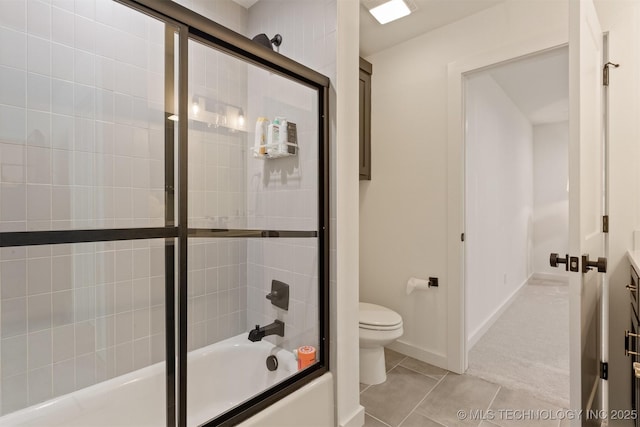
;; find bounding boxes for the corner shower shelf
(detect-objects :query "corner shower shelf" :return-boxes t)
[251,143,298,159]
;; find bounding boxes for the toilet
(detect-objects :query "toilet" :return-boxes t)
[359,302,403,385]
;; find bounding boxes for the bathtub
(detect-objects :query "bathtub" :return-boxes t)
[0,334,298,427]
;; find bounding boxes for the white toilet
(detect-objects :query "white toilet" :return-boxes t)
[359,302,403,385]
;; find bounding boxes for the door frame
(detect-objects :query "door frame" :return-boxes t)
[445,30,568,374]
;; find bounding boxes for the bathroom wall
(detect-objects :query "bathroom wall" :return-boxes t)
[464,72,534,347]
[532,122,569,278]
[0,0,169,414]
[360,0,568,368]
[171,0,248,34]
[362,0,640,415]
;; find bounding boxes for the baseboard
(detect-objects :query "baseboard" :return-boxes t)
[466,275,530,350]
[339,405,365,427]
[387,340,448,370]
[531,272,569,284]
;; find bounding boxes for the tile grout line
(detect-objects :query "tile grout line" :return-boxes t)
[397,371,449,427]
[365,412,393,427]
[359,354,407,395]
[484,386,501,427]
[389,355,407,371]
[397,363,448,382]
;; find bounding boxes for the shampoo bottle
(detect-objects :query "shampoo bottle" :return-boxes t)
[278,118,288,154]
[254,117,269,157]
[267,117,281,157]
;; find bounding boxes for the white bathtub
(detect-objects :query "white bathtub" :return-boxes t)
[0,334,298,427]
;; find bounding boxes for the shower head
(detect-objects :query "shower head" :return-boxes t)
[252,33,283,50]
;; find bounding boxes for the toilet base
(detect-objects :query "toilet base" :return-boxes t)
[359,346,387,385]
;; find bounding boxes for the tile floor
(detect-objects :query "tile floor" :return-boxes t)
[361,348,569,427]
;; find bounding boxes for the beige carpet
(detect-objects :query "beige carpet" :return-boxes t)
[466,279,570,408]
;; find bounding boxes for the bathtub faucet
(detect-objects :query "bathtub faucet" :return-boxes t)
[248,320,285,342]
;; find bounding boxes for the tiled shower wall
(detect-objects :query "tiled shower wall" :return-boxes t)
[0,0,169,415]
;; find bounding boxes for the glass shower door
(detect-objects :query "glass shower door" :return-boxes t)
[0,1,181,425]
[185,37,325,426]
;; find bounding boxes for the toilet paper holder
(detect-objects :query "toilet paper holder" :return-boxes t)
[406,277,438,295]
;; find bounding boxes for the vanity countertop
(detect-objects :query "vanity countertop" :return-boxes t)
[627,250,640,273]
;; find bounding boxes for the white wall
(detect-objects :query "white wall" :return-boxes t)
[464,73,533,345]
[532,122,569,278]
[334,0,363,425]
[361,0,640,415]
[361,0,568,369]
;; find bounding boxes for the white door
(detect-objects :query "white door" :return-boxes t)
[568,0,607,422]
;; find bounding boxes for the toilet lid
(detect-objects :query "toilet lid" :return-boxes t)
[359,302,402,328]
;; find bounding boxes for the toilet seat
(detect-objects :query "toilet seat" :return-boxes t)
[359,302,403,330]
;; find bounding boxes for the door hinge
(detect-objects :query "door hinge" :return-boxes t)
[603,215,609,233]
[603,62,620,86]
[600,361,608,380]
[461,233,465,242]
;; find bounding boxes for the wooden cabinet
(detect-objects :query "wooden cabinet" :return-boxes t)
[359,58,372,181]
[631,265,640,424]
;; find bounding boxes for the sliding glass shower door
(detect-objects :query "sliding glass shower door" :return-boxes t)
[0,1,179,425]
[185,36,324,425]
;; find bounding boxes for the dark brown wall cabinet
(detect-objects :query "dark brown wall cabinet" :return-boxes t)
[359,58,372,180]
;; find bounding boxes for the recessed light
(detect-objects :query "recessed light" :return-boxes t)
[369,0,411,25]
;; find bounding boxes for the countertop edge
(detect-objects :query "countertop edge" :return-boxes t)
[627,250,640,273]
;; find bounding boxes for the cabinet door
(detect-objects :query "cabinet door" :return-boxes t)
[359,66,371,180]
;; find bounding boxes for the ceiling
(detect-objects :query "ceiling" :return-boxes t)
[360,0,504,57]
[485,47,569,125]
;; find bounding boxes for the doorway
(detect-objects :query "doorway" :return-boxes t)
[463,47,570,408]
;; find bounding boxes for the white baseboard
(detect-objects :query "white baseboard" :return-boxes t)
[339,405,365,427]
[466,275,530,350]
[531,272,569,284]
[387,340,448,371]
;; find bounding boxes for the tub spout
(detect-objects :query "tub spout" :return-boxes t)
[248,320,285,342]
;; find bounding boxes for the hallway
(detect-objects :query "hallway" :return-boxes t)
[467,279,570,408]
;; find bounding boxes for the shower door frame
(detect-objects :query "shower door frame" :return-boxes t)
[0,0,331,426]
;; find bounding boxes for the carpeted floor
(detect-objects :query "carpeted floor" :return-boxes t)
[466,278,570,409]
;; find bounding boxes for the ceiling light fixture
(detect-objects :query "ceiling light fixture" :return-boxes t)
[369,0,411,25]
